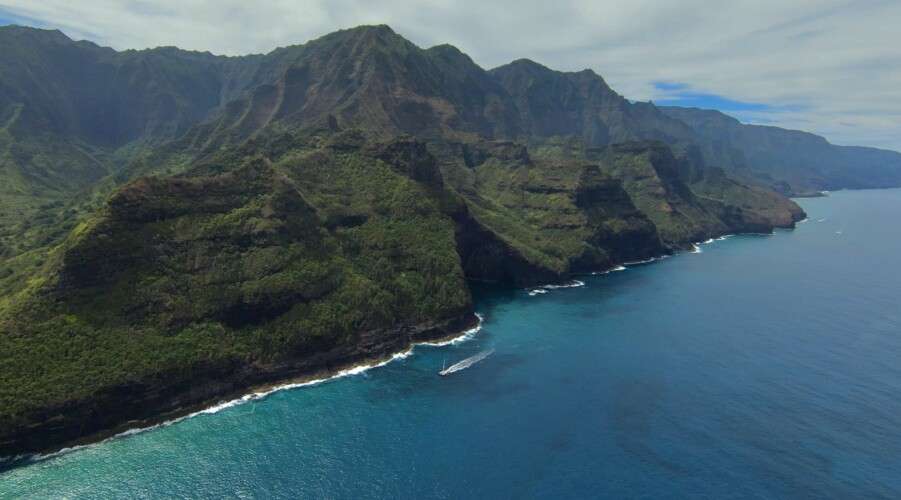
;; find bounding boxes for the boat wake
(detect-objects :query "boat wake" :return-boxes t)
[439,349,495,376]
[9,349,418,466]
[5,313,488,467]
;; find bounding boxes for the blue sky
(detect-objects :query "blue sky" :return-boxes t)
[0,1,899,150]
[0,8,36,27]
[652,82,772,111]
[650,82,810,125]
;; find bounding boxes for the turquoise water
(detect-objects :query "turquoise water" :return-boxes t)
[3,189,901,498]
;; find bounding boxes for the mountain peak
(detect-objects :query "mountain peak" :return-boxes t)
[345,23,396,34]
[494,58,553,73]
[426,43,464,55]
[0,24,72,44]
[326,24,401,43]
[295,23,416,57]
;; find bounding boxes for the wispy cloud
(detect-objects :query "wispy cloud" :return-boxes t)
[653,82,774,112]
[651,81,813,125]
[0,0,899,150]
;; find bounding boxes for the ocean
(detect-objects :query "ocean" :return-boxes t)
[3,189,901,498]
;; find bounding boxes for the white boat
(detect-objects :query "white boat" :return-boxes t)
[439,349,494,376]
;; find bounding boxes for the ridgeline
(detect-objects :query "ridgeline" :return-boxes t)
[2,24,893,457]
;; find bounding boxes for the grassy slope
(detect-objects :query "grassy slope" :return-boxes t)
[0,135,470,430]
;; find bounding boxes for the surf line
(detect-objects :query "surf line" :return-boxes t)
[529,250,679,296]
[692,234,735,253]
[7,313,485,466]
[527,279,586,296]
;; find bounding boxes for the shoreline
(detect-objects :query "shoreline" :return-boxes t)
[1,214,807,469]
[0,313,484,470]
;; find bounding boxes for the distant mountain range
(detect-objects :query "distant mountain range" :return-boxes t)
[0,24,893,458]
[2,24,898,205]
[659,106,901,194]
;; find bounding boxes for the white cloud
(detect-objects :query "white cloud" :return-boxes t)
[1,0,899,150]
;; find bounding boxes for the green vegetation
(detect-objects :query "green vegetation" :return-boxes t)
[0,24,816,456]
[0,137,470,433]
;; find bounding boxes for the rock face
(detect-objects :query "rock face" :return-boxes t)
[573,165,667,265]
[593,142,728,246]
[452,205,562,286]
[490,59,697,147]
[0,24,822,458]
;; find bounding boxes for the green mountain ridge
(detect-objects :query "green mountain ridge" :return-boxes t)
[490,58,698,147]
[0,23,883,457]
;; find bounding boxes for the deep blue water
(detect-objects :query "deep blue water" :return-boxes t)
[3,189,901,499]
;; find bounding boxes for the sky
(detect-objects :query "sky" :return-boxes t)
[0,0,899,151]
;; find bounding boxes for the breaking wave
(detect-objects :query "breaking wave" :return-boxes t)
[9,313,487,467]
[527,280,585,297]
[418,313,484,347]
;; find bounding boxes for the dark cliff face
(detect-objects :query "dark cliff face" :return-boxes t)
[452,205,563,286]
[490,59,698,147]
[594,141,729,245]
[573,165,667,265]
[182,26,523,151]
[0,26,250,147]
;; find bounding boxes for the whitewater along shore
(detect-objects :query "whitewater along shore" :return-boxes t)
[1,202,807,463]
[0,313,480,464]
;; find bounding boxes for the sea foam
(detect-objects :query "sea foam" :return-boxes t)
[9,313,486,466]
[418,313,484,347]
[622,256,658,267]
[527,280,585,296]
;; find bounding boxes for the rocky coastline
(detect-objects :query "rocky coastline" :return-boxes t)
[0,312,480,462]
[0,202,806,462]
